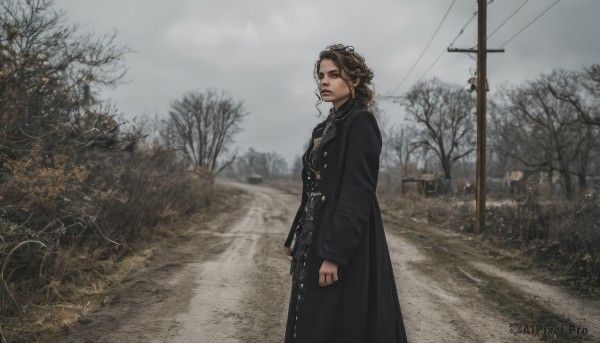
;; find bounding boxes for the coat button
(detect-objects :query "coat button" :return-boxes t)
[324,151,328,157]
[323,164,328,169]
[321,195,326,202]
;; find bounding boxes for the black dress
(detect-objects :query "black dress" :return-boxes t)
[285,125,325,342]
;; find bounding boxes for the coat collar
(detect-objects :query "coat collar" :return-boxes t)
[333,100,359,121]
[313,100,358,132]
[305,101,361,157]
[318,101,359,149]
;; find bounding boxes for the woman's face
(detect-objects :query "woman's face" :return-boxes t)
[318,59,356,109]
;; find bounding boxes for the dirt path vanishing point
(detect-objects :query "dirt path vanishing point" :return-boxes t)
[55,182,598,343]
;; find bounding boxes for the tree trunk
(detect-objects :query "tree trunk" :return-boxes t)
[577,173,587,193]
[547,169,554,198]
[563,172,573,199]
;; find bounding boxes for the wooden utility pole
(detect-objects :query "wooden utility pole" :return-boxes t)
[448,0,504,233]
[476,0,487,234]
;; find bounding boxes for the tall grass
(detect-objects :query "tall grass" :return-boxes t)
[379,190,600,289]
[486,194,600,288]
[0,143,212,324]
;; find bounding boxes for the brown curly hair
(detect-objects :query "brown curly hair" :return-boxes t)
[313,44,375,111]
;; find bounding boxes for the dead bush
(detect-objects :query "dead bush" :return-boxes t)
[486,195,549,247]
[84,145,209,243]
[379,191,600,288]
[484,194,599,288]
[0,1,218,338]
[0,143,212,328]
[551,195,600,286]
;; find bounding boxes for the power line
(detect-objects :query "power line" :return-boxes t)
[449,9,478,48]
[413,9,478,85]
[487,0,530,40]
[413,49,447,85]
[381,0,495,98]
[500,0,561,48]
[389,0,456,96]
[412,0,500,85]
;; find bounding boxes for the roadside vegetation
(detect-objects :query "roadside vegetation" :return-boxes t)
[271,63,600,293]
[378,191,600,293]
[270,172,600,293]
[375,61,600,293]
[0,1,247,341]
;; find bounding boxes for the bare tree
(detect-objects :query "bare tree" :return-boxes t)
[244,147,266,176]
[490,69,597,198]
[488,90,531,171]
[551,67,600,189]
[403,77,476,181]
[546,64,600,128]
[372,103,392,167]
[228,148,288,179]
[290,155,303,178]
[0,0,129,157]
[265,151,288,178]
[388,123,419,176]
[165,89,246,173]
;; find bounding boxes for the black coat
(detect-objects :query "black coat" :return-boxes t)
[284,103,408,343]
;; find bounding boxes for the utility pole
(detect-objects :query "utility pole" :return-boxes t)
[476,0,488,234]
[448,0,504,233]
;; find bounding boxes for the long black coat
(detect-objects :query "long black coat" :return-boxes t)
[284,103,408,343]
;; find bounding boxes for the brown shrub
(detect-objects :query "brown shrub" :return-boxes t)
[0,142,212,320]
[379,190,600,288]
[84,145,210,242]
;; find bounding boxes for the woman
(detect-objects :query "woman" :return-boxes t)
[283,44,408,343]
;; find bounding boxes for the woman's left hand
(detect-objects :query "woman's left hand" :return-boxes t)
[318,260,338,286]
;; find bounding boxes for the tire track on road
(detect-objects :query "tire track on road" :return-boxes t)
[167,183,296,343]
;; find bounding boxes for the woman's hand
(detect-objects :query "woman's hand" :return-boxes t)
[284,246,292,257]
[318,260,338,286]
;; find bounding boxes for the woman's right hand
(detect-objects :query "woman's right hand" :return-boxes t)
[284,246,292,257]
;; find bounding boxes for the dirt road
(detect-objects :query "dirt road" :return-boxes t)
[57,182,599,343]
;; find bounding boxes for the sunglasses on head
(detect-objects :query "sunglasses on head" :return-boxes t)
[330,44,354,54]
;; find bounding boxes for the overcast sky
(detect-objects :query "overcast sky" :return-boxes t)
[53,0,600,167]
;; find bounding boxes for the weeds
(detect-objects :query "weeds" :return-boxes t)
[484,194,600,288]
[0,142,212,338]
[379,190,600,289]
[0,1,217,338]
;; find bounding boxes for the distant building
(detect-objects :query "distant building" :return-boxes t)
[505,170,561,196]
[401,173,446,196]
[246,174,263,184]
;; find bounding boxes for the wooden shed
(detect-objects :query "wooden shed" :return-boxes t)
[401,174,442,197]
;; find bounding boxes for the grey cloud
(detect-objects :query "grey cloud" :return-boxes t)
[54,0,600,166]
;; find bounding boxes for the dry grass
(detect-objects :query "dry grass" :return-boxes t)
[379,190,600,292]
[263,177,302,196]
[0,141,221,341]
[485,194,600,290]
[381,213,586,343]
[0,183,242,342]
